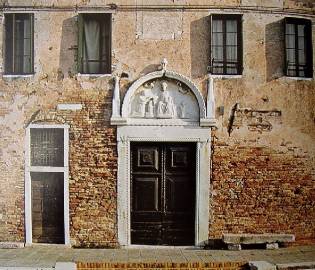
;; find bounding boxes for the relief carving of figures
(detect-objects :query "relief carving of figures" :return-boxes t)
[133,90,158,118]
[157,81,176,118]
[131,79,197,120]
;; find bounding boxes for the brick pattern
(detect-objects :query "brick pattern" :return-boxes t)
[210,137,315,244]
[32,92,119,247]
[67,96,118,247]
[77,262,246,270]
[0,76,119,247]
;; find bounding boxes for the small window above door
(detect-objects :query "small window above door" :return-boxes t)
[30,128,64,167]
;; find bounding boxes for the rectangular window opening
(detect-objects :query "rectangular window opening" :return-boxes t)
[5,13,34,75]
[30,128,64,167]
[210,14,243,75]
[78,13,112,74]
[285,18,313,78]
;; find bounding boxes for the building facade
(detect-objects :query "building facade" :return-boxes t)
[0,0,314,248]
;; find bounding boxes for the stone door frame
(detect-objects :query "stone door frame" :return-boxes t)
[25,123,70,246]
[117,125,211,247]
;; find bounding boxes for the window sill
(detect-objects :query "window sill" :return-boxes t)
[77,73,112,78]
[208,74,242,79]
[282,76,313,81]
[2,74,35,78]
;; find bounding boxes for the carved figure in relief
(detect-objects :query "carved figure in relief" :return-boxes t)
[177,82,188,94]
[146,99,154,118]
[157,81,176,118]
[134,90,158,118]
[179,102,185,118]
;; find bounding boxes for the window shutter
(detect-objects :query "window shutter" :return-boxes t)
[4,14,14,74]
[77,14,84,73]
[265,18,285,81]
[304,20,313,77]
[209,14,213,73]
[30,13,34,74]
[237,16,243,74]
[105,14,112,74]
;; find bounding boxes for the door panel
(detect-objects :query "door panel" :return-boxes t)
[134,146,159,172]
[133,177,159,211]
[131,142,195,246]
[31,172,64,244]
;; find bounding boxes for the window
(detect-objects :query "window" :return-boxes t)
[78,13,111,74]
[210,14,243,75]
[4,13,34,75]
[31,128,64,167]
[285,18,313,78]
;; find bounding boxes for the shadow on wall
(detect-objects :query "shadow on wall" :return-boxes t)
[190,16,210,79]
[59,16,78,79]
[140,64,160,76]
[265,19,284,82]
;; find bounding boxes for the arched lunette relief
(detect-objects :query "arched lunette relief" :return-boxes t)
[111,61,216,127]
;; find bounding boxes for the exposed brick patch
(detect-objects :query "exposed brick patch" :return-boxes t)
[210,138,315,244]
[65,95,118,247]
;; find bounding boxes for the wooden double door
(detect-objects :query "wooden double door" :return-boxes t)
[131,142,196,245]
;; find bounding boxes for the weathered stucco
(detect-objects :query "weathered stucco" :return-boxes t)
[0,0,314,247]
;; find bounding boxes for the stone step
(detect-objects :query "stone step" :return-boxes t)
[223,233,295,245]
[223,234,295,250]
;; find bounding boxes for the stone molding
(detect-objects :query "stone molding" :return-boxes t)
[116,126,211,247]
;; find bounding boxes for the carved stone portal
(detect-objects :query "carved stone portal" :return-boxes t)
[130,78,199,120]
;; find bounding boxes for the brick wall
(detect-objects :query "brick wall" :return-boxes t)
[210,135,315,244]
[67,96,118,247]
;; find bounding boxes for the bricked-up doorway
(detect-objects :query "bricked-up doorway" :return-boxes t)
[131,142,195,245]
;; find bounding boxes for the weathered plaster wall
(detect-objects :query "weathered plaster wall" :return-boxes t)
[0,0,314,246]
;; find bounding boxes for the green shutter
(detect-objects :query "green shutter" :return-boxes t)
[77,14,84,73]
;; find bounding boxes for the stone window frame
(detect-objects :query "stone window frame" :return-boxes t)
[25,123,70,246]
[3,12,34,75]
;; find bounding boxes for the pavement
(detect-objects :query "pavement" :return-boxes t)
[0,245,314,269]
